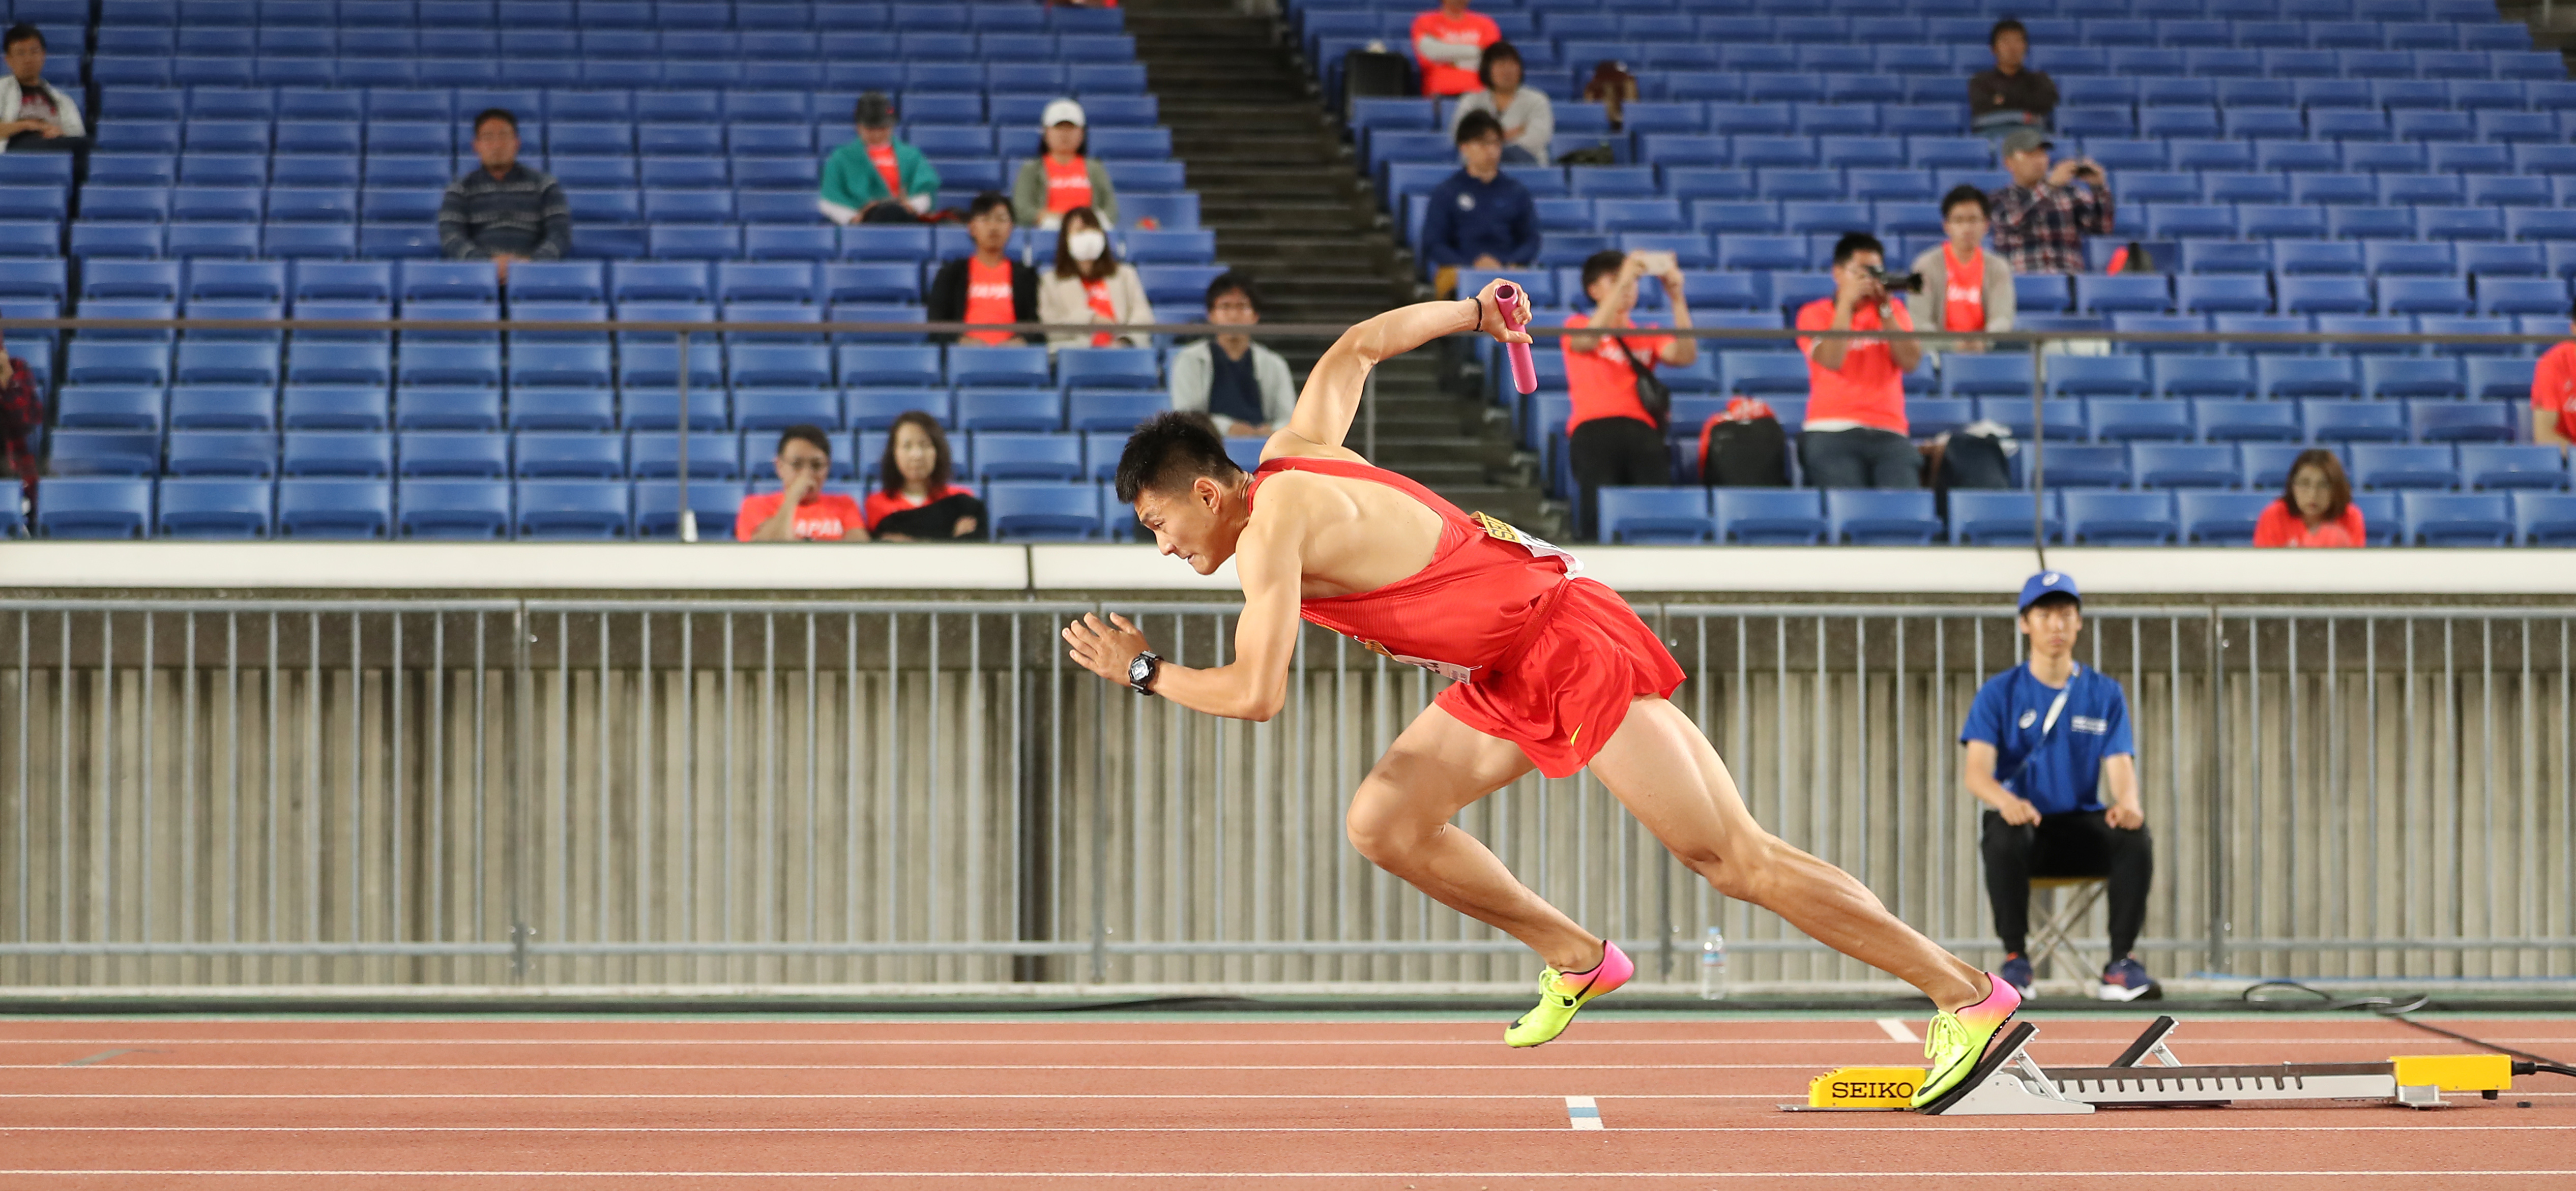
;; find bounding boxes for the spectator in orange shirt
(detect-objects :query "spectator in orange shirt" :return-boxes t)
[865,411,987,541]
[2253,449,2365,548]
[926,192,1039,346]
[2531,313,2575,449]
[1563,249,1696,541]
[1797,232,1923,489]
[738,425,867,542]
[1412,0,1501,97]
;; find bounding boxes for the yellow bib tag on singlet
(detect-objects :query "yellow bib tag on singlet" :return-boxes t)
[1473,512,1584,574]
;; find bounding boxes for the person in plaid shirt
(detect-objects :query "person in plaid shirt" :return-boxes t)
[0,325,38,520]
[1984,127,2113,277]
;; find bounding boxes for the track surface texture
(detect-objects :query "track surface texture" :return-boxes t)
[0,1013,2568,1188]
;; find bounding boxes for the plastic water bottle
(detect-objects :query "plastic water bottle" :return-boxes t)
[1699,925,1729,1000]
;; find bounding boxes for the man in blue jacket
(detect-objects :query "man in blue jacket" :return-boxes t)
[1419,110,1538,298]
[1960,571,2157,1002]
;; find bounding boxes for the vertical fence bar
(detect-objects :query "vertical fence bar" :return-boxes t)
[2205,607,2226,974]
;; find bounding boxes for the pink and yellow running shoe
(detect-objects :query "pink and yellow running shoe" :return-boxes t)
[1910,972,2024,1109]
[1504,941,1632,1048]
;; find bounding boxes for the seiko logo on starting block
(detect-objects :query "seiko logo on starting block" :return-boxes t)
[1807,1066,1926,1109]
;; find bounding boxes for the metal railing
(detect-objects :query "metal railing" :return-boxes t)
[1,596,2568,990]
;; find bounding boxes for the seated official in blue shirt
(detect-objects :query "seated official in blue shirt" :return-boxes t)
[1959,571,2157,1003]
[1418,110,1539,300]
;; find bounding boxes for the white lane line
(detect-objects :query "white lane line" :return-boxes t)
[0,1171,2566,1180]
[1875,1019,1919,1043]
[3,1125,2571,1135]
[10,1091,2569,1102]
[1564,1096,1602,1131]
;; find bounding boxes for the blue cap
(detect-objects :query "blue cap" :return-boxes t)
[2018,570,2080,612]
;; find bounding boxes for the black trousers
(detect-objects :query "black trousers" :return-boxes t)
[1569,415,1670,541]
[1980,809,2153,961]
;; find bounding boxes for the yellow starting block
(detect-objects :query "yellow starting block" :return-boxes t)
[1785,1017,2522,1116]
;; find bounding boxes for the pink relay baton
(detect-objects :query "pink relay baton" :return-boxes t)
[1491,282,1538,395]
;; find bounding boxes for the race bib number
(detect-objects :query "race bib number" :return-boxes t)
[1472,512,1584,575]
[1357,639,1476,683]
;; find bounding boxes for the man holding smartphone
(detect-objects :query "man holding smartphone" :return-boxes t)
[1563,249,1695,540]
[1985,128,2113,277]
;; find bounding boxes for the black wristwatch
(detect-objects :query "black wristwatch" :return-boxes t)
[1127,650,1161,696]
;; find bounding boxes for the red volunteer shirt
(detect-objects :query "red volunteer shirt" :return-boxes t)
[735,490,865,541]
[865,143,902,197]
[1560,311,1671,434]
[1410,9,1500,96]
[1043,156,1094,216]
[1941,244,1986,333]
[963,258,1017,345]
[1795,297,1913,435]
[2252,499,2365,548]
[2533,341,2576,443]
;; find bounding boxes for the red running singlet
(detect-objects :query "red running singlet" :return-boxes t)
[1247,456,1685,777]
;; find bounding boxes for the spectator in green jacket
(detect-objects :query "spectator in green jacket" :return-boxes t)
[817,92,942,225]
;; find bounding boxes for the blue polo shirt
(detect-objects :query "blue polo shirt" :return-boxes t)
[1960,663,2135,816]
[1418,168,1540,268]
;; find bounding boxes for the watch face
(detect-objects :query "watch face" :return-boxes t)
[1129,655,1152,684]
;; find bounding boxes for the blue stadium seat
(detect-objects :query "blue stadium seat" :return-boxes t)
[278,385,389,432]
[1946,490,2059,546]
[396,478,511,539]
[2174,276,2271,315]
[2063,490,2178,545]
[1942,354,2036,397]
[2513,492,2576,545]
[2077,274,2173,313]
[2277,277,2373,315]
[282,431,394,478]
[2410,402,2515,443]
[515,480,630,539]
[512,432,625,480]
[397,432,510,480]
[36,478,155,539]
[54,386,164,432]
[2302,399,2406,442]
[2087,400,2194,443]
[630,479,744,540]
[2362,358,2465,399]
[2402,492,2514,546]
[973,433,1084,483]
[625,432,740,480]
[986,481,1099,542]
[2027,444,2131,489]
[399,343,502,388]
[153,477,270,539]
[2128,443,2235,489]
[2045,357,2150,399]
[2194,399,2303,443]
[955,390,1063,432]
[2350,444,2461,490]
[1067,390,1166,433]
[161,430,275,478]
[2459,444,2570,491]
[1719,350,1808,396]
[1594,487,1711,544]
[2176,491,2274,545]
[1826,490,1940,545]
[1710,488,1825,545]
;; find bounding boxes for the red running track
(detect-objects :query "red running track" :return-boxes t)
[0,1015,2568,1189]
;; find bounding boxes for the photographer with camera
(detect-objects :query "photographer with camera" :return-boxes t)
[1908,186,2016,356]
[1987,128,2113,278]
[1796,233,1924,490]
[1563,248,1696,540]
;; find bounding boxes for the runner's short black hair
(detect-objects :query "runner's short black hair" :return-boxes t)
[776,425,831,458]
[1454,109,1505,146]
[1832,232,1886,266]
[4,23,43,51]
[1116,411,1243,504]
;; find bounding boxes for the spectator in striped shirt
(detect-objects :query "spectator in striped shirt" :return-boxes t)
[438,108,570,281]
[1984,127,2112,278]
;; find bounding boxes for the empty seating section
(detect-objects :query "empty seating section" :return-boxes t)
[1310,0,2576,546]
[3,0,1236,539]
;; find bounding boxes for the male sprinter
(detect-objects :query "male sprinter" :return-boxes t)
[1062,281,2018,1108]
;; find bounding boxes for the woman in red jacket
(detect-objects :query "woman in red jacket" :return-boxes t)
[2253,448,2365,548]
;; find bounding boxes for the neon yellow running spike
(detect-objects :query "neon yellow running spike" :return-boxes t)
[1504,941,1633,1048]
[1911,972,2024,1109]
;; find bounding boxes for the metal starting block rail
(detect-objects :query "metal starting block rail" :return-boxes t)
[1788,1016,2518,1117]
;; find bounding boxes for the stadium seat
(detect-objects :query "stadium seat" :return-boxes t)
[1947,491,2060,546]
[36,478,154,539]
[156,478,272,539]
[973,433,1084,483]
[986,481,1100,542]
[515,480,630,539]
[2194,399,2303,443]
[955,390,1064,433]
[2088,400,2194,443]
[2176,491,2275,545]
[2410,403,2516,443]
[397,478,512,539]
[1597,487,1714,544]
[2350,444,2461,490]
[2401,492,2514,546]
[2063,490,2178,546]
[2459,445,2571,491]
[2515,492,2576,545]
[2303,399,2406,442]
[1826,490,1941,545]
[2027,444,2131,489]
[2131,443,2238,489]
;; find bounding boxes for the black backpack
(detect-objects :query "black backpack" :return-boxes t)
[1341,49,1414,108]
[1696,406,1790,488]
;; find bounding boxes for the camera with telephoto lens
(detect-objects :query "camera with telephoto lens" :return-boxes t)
[1862,265,1924,294]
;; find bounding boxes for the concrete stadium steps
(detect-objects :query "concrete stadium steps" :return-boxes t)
[1128,0,1553,535]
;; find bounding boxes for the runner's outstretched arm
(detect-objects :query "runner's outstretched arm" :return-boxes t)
[1270,278,1532,457]
[1062,497,1305,722]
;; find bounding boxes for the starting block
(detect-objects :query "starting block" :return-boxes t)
[1788,1016,2518,1116]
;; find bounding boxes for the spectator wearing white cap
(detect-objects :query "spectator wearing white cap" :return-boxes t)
[1012,99,1120,229]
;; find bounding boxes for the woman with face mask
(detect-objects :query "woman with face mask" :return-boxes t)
[1036,205,1157,352]
[1011,99,1121,230]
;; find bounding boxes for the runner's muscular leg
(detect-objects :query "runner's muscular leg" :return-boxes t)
[1344,703,1603,973]
[1588,697,1989,1011]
